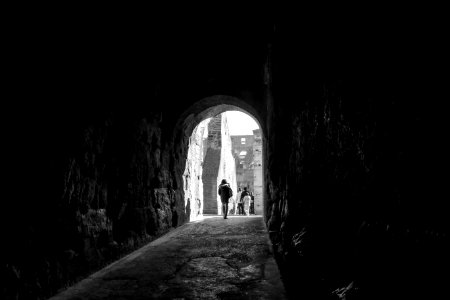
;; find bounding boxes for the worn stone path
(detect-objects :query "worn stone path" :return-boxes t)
[49,216,286,300]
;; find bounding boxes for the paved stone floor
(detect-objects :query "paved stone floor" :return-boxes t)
[49,215,286,300]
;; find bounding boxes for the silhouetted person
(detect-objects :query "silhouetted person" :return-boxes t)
[240,187,251,216]
[249,192,255,214]
[218,179,233,219]
[235,187,242,215]
[237,188,245,215]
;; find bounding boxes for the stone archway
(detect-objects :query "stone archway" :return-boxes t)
[172,95,265,222]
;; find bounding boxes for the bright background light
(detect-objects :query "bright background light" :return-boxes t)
[224,111,259,136]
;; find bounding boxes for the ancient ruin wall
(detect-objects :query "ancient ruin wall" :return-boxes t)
[252,129,263,215]
[2,109,198,299]
[202,115,222,214]
[217,113,237,213]
[183,118,210,221]
[231,135,255,191]
[263,75,449,297]
[202,114,237,214]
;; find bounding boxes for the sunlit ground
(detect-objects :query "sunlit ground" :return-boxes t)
[190,214,261,223]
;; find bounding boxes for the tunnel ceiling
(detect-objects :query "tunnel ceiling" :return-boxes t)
[176,96,265,145]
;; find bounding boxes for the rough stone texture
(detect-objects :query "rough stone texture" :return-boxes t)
[49,216,286,300]
[202,116,222,214]
[252,129,263,215]
[2,108,196,299]
[263,22,449,299]
[183,118,210,221]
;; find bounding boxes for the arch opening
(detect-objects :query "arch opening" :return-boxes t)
[176,96,265,222]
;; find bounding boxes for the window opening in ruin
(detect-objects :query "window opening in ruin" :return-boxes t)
[226,110,263,216]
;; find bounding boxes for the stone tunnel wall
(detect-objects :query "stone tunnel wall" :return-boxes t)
[263,71,449,297]
[2,108,195,299]
[2,18,271,299]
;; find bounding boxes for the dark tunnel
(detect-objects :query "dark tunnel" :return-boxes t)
[2,9,449,300]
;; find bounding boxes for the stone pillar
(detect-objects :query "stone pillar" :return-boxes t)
[252,129,263,215]
[183,118,210,221]
[202,115,222,214]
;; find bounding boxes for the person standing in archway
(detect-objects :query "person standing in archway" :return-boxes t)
[218,179,233,219]
[249,192,255,215]
[234,187,242,215]
[240,187,251,216]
